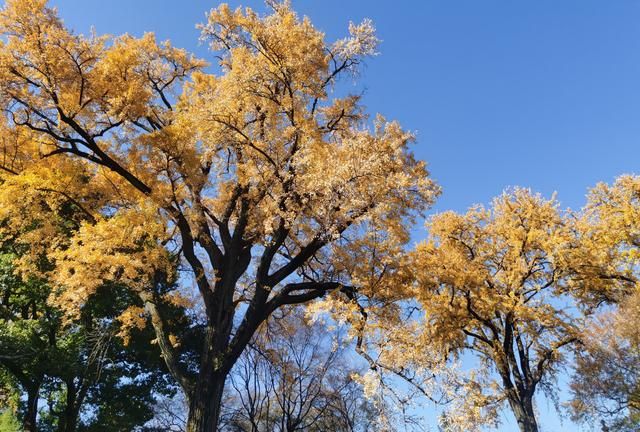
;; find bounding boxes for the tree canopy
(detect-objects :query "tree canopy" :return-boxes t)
[0,0,437,430]
[0,1,637,432]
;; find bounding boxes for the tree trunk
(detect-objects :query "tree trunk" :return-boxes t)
[57,380,79,432]
[185,322,233,432]
[23,385,40,432]
[58,405,79,432]
[185,372,227,432]
[508,394,538,432]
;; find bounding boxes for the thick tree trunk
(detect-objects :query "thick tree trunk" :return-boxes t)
[185,323,235,432]
[23,385,40,432]
[58,406,79,432]
[143,283,246,432]
[185,372,227,432]
[508,395,538,432]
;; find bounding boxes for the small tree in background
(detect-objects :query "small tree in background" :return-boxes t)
[0,246,179,432]
[221,310,381,432]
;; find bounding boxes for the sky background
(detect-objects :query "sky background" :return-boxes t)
[47,1,640,430]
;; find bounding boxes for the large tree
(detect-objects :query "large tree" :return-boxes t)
[0,1,437,430]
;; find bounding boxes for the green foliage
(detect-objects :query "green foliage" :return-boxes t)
[0,410,20,432]
[0,246,182,431]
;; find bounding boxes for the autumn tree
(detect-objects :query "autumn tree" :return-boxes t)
[567,175,640,431]
[0,1,437,430]
[568,297,640,432]
[571,175,640,305]
[393,189,582,432]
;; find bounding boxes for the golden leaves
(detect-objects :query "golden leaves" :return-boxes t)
[332,18,380,60]
[0,0,205,182]
[369,189,584,429]
[0,156,106,276]
[0,0,107,114]
[116,306,147,346]
[0,1,438,386]
[572,175,640,304]
[177,2,439,276]
[200,3,328,95]
[49,205,172,318]
[415,189,573,306]
[568,285,640,427]
[98,33,206,120]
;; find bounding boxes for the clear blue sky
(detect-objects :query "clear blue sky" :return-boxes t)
[48,1,640,430]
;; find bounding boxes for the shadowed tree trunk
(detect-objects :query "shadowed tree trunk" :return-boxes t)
[185,324,234,432]
[186,372,227,432]
[23,384,40,432]
[57,379,83,432]
[507,392,538,432]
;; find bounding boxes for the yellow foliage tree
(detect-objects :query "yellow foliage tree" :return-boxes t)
[569,294,640,432]
[568,175,640,430]
[400,189,582,432]
[0,1,438,430]
[573,175,640,304]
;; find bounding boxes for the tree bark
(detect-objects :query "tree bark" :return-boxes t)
[185,371,227,432]
[23,384,40,432]
[57,380,79,432]
[185,321,236,432]
[508,394,538,432]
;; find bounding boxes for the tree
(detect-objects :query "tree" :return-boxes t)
[0,246,178,432]
[568,297,640,431]
[221,309,380,432]
[0,252,46,431]
[0,410,20,432]
[0,1,438,430]
[146,310,383,432]
[567,175,640,431]
[396,189,582,432]
[571,175,640,305]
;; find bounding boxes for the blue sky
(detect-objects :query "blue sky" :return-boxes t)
[48,1,640,430]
